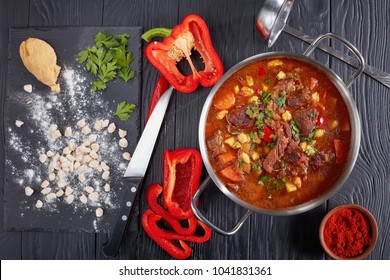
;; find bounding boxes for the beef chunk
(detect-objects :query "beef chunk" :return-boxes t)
[309,152,331,171]
[287,88,311,108]
[274,78,296,95]
[285,141,307,165]
[226,105,254,128]
[293,107,319,137]
[263,121,292,173]
[207,130,226,157]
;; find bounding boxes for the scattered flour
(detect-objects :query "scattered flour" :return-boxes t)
[6,67,132,230]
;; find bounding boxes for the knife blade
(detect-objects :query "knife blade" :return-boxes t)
[103,86,174,258]
[283,25,390,89]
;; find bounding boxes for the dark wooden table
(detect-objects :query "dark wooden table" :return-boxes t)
[1,0,389,260]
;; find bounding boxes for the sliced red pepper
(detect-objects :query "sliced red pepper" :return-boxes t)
[145,14,224,93]
[146,184,197,236]
[163,148,203,219]
[146,76,169,123]
[147,213,212,243]
[258,67,266,77]
[262,126,274,143]
[142,209,192,260]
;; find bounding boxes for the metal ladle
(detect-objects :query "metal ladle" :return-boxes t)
[256,0,390,89]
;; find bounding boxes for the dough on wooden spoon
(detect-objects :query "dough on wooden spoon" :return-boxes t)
[19,38,61,92]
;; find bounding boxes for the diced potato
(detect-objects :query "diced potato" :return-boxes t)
[299,141,307,151]
[293,177,302,188]
[231,142,242,149]
[262,84,269,91]
[312,92,320,103]
[276,71,286,80]
[246,75,254,87]
[241,86,254,96]
[314,128,325,138]
[216,110,229,120]
[224,137,235,147]
[282,110,292,122]
[267,59,283,67]
[240,152,251,164]
[234,85,240,94]
[248,96,259,104]
[330,120,339,129]
[237,133,249,144]
[250,151,260,161]
[286,182,297,192]
[305,145,316,156]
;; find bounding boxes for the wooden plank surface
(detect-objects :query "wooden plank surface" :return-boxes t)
[0,0,389,260]
[329,0,390,260]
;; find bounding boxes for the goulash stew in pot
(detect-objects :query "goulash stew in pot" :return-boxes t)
[205,58,351,209]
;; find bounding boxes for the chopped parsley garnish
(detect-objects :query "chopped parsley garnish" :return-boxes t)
[231,131,240,135]
[245,108,254,116]
[258,175,270,185]
[264,78,271,84]
[238,160,244,168]
[291,121,300,139]
[261,91,272,105]
[253,163,261,172]
[264,108,274,118]
[309,112,315,119]
[275,91,286,108]
[249,131,258,141]
[268,141,277,148]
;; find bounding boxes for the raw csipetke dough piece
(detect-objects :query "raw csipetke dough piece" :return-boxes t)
[19,38,61,92]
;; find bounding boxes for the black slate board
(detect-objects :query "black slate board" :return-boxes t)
[3,26,142,232]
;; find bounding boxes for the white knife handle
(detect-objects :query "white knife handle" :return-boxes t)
[102,176,143,258]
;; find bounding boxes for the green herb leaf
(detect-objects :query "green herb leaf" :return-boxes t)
[264,78,271,84]
[92,80,106,91]
[245,108,254,116]
[113,101,137,121]
[258,175,270,185]
[261,91,271,105]
[79,31,135,91]
[115,33,130,47]
[98,61,118,83]
[275,91,286,108]
[118,67,135,82]
[78,50,89,64]
[249,131,258,141]
[231,132,240,135]
[291,121,300,139]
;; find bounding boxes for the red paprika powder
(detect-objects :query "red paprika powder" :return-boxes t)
[323,208,372,258]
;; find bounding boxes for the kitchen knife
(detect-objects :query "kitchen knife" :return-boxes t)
[103,86,174,258]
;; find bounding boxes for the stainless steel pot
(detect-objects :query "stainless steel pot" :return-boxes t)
[191,33,365,235]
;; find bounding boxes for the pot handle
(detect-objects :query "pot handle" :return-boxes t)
[303,33,365,88]
[191,176,252,236]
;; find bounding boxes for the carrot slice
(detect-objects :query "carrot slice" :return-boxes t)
[220,165,244,182]
[213,91,235,110]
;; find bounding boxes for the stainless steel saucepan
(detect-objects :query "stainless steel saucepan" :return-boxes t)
[191,33,365,235]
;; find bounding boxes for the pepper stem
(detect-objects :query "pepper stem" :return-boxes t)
[141,27,172,42]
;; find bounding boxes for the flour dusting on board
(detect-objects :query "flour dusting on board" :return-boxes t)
[6,67,131,231]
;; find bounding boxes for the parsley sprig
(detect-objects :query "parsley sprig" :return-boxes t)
[113,101,137,121]
[78,32,135,91]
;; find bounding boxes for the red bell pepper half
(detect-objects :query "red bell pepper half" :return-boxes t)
[145,14,224,93]
[163,148,203,219]
[146,184,197,236]
[142,209,192,260]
